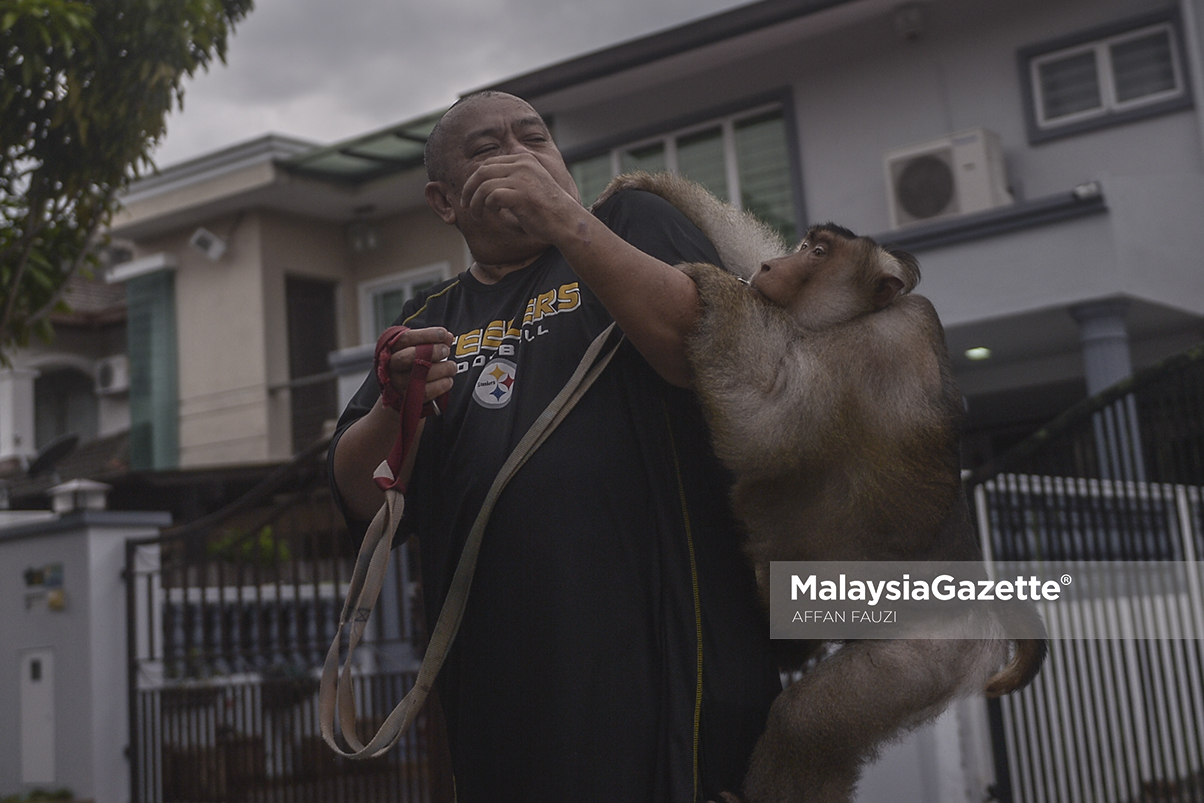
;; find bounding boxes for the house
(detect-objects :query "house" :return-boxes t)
[5,0,1200,507]
[2,0,1202,800]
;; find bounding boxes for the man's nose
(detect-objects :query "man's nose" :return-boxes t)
[501,136,531,155]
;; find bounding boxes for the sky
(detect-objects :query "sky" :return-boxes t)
[151,0,754,169]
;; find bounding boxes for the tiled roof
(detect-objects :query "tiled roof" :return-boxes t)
[49,274,127,327]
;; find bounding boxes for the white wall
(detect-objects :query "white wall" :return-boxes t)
[0,512,169,803]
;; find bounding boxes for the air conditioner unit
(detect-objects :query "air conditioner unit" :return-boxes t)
[96,354,130,395]
[884,128,1013,228]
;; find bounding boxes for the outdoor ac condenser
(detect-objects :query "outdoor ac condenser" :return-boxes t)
[884,128,1013,228]
[96,354,130,395]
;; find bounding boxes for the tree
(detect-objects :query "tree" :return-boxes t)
[0,0,254,365]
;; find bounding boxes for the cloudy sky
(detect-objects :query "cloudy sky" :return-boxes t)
[152,0,753,168]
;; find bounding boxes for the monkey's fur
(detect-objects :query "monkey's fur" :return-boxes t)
[595,172,1047,803]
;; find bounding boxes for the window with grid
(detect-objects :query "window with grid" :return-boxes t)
[1021,13,1192,142]
[358,263,448,344]
[569,106,799,243]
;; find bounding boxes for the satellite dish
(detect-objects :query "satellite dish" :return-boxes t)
[28,432,79,480]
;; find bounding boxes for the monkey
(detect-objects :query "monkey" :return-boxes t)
[594,172,1046,803]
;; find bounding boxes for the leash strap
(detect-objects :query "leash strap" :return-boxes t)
[373,326,448,493]
[320,322,623,758]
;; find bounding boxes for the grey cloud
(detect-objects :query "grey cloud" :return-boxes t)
[156,0,749,165]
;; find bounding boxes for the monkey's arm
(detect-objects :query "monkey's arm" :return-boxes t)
[680,261,836,473]
[683,263,950,477]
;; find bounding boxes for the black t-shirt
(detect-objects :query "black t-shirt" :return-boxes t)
[331,190,781,803]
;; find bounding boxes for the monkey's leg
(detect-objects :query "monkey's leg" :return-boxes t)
[742,638,1003,803]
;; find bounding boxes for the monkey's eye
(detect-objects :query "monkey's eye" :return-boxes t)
[813,245,827,256]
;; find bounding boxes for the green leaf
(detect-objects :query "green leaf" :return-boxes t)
[0,0,254,362]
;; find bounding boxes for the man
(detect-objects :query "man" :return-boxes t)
[330,91,780,803]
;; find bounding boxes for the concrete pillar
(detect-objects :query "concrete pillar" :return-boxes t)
[0,509,171,803]
[1070,299,1145,481]
[329,344,374,413]
[1070,299,1133,395]
[0,367,37,461]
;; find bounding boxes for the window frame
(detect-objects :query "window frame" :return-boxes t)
[1018,9,1194,144]
[357,262,449,345]
[561,89,806,239]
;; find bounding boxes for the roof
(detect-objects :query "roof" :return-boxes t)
[482,0,856,99]
[281,107,446,184]
[49,274,127,327]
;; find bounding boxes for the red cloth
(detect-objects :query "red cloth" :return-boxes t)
[373,326,447,491]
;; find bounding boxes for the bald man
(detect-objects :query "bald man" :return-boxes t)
[330,91,780,803]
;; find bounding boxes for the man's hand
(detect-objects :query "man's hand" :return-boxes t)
[332,326,456,523]
[461,152,585,246]
[383,327,457,404]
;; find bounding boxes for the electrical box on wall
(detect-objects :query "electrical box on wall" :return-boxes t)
[884,128,1013,228]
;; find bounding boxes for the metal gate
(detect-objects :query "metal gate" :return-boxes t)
[125,439,452,803]
[970,344,1204,803]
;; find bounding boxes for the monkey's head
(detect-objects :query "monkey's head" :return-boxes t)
[748,223,920,330]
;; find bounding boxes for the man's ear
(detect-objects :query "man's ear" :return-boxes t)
[425,181,459,225]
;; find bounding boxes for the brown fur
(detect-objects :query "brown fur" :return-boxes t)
[598,173,1046,803]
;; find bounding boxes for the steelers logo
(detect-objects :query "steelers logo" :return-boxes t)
[473,358,518,409]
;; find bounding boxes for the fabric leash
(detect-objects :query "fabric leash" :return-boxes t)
[320,321,623,758]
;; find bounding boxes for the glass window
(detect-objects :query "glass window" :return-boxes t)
[126,270,179,470]
[675,126,728,201]
[570,105,799,244]
[1037,51,1102,121]
[372,276,442,333]
[358,265,448,344]
[620,142,667,174]
[1111,30,1176,103]
[1025,18,1189,139]
[735,112,797,242]
[570,153,615,207]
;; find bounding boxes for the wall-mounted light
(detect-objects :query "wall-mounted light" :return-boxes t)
[965,347,992,361]
[348,204,379,253]
[347,221,379,253]
[189,227,227,261]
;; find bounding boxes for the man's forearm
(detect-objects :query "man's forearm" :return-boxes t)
[332,400,424,523]
[553,211,699,387]
[459,154,699,386]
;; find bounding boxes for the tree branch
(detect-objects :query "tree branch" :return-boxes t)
[23,188,113,328]
[0,188,50,340]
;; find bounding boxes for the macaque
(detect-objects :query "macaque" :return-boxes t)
[595,173,1046,803]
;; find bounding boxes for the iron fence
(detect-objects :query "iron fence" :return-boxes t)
[970,344,1204,803]
[126,438,448,803]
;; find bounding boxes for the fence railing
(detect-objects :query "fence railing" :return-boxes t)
[126,437,447,802]
[970,344,1204,803]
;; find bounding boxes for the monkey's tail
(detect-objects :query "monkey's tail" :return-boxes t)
[983,637,1048,697]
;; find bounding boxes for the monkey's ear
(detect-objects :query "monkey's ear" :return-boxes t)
[873,275,906,310]
[887,249,921,292]
[873,249,920,309]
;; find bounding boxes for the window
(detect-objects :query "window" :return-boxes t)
[358,263,449,344]
[569,105,800,243]
[1020,12,1192,143]
[127,269,178,470]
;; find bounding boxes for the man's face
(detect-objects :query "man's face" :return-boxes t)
[429,94,580,265]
